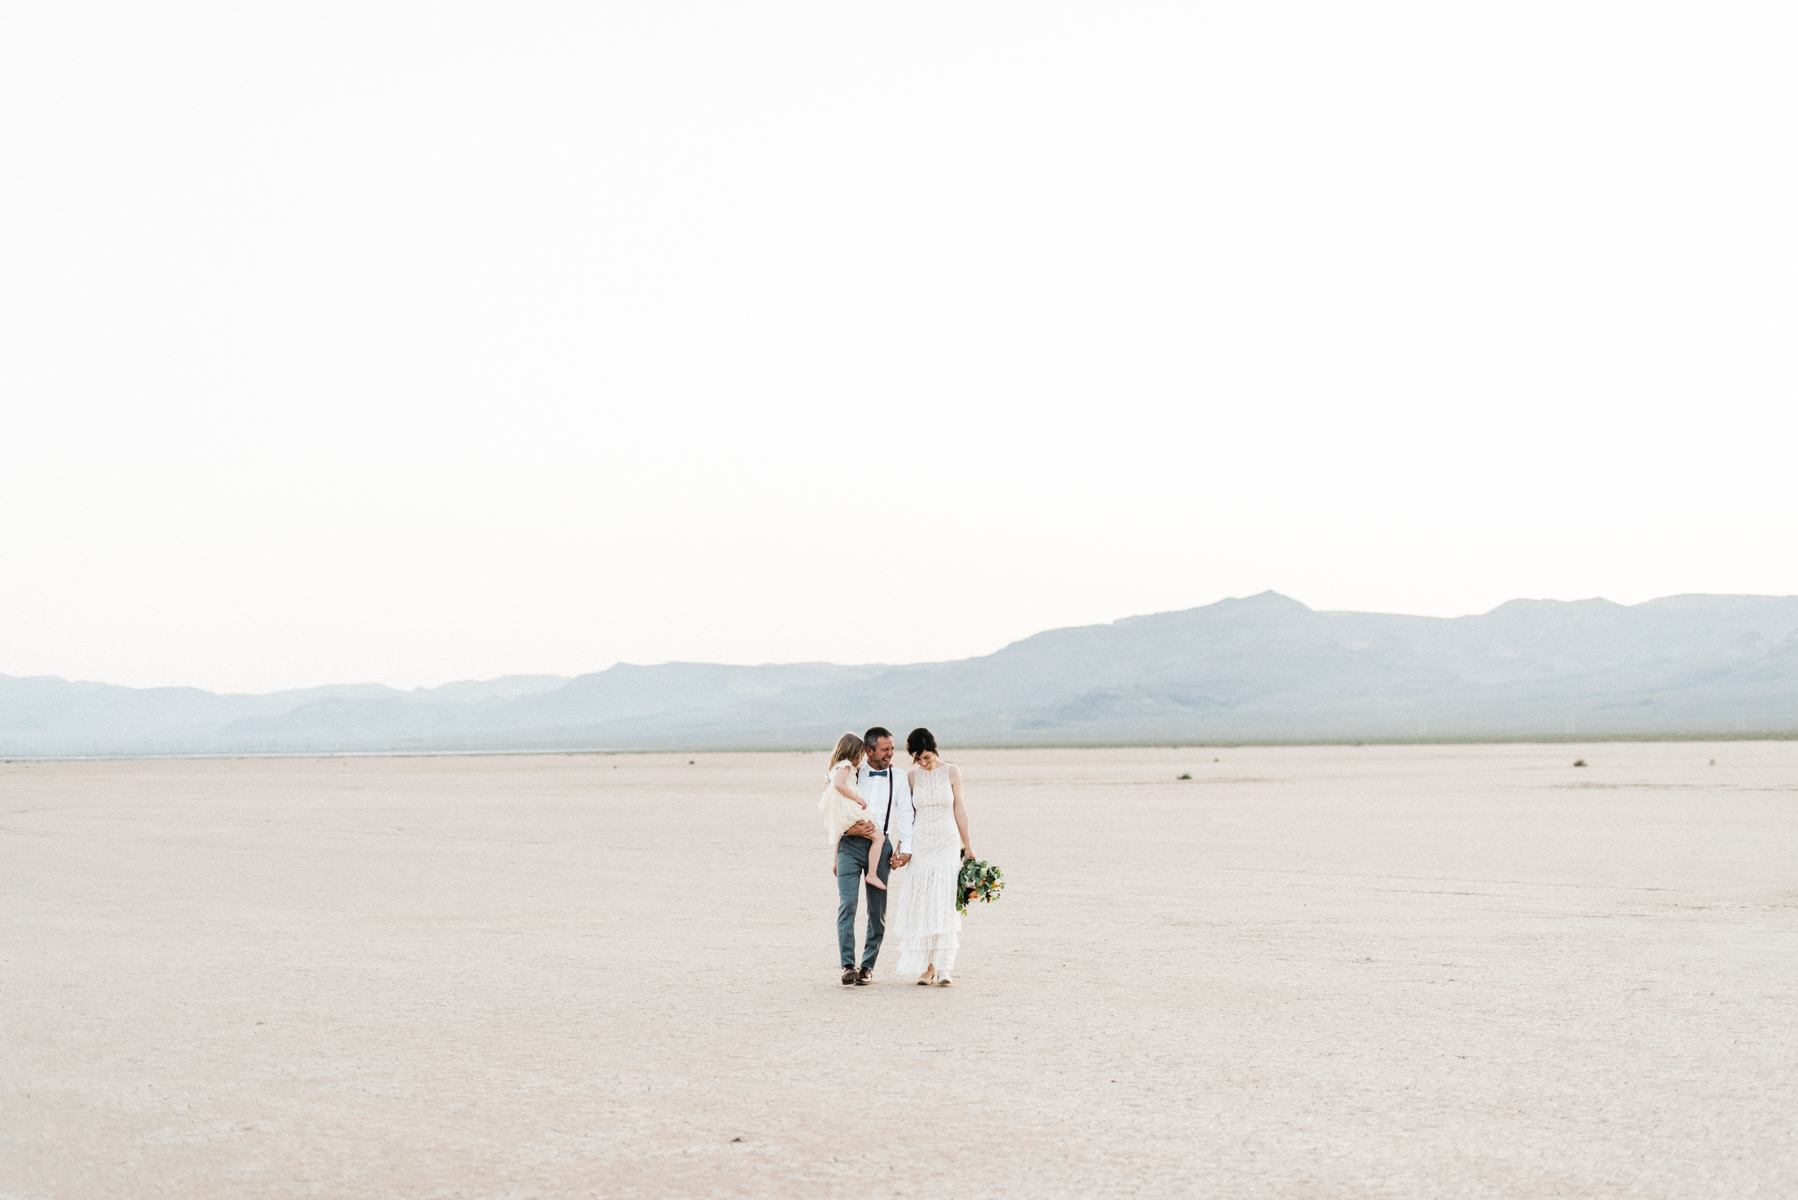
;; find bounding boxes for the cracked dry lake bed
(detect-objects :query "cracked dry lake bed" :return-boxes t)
[4,742,1795,1198]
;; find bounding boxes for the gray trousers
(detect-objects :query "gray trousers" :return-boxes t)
[836,834,893,970]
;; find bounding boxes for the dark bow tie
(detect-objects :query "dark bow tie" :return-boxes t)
[868,769,888,776]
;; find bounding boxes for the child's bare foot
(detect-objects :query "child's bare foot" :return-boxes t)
[865,871,887,891]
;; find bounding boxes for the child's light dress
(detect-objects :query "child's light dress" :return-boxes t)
[819,763,869,843]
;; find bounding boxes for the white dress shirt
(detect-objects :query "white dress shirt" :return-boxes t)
[856,761,913,854]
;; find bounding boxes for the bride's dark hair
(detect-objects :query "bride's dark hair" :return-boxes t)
[906,727,937,761]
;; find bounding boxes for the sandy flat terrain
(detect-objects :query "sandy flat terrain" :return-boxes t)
[3,742,1795,1199]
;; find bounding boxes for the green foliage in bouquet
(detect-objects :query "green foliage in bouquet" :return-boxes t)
[956,853,1005,915]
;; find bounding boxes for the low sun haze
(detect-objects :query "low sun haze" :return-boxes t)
[3,4,1795,694]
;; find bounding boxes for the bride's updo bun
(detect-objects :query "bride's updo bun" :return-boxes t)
[906,727,937,761]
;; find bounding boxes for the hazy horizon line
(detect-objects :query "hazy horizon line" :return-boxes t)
[7,727,1796,766]
[11,587,1798,699]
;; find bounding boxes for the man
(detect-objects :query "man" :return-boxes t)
[837,726,913,986]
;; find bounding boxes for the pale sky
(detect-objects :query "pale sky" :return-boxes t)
[3,4,1795,694]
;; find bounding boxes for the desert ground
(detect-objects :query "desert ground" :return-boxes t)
[3,742,1795,1198]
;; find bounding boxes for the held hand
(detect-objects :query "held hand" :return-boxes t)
[890,853,911,868]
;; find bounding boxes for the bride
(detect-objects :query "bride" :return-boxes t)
[887,727,975,986]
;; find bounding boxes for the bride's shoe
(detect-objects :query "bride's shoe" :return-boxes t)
[933,974,953,987]
[916,966,936,986]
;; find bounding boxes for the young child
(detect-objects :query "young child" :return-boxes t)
[819,732,886,891]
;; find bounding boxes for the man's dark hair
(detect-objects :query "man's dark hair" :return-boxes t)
[863,726,892,746]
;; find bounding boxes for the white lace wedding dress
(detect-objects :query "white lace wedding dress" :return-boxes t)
[889,764,961,977]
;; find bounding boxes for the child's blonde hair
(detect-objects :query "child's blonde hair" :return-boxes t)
[829,732,866,770]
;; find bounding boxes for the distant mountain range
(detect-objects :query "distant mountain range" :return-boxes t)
[6,591,1798,757]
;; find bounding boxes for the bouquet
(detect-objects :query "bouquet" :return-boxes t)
[956,853,1005,914]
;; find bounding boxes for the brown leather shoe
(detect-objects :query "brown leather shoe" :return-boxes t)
[857,967,874,985]
[841,965,858,986]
